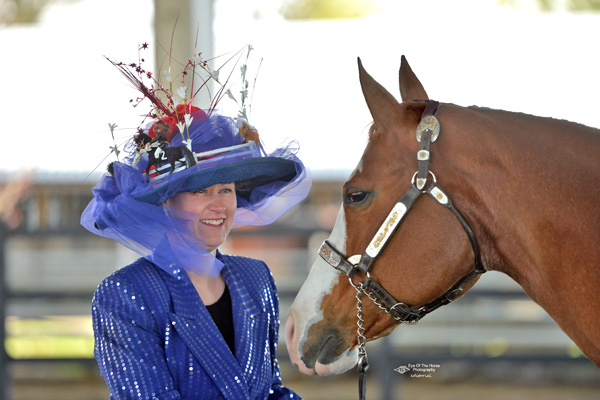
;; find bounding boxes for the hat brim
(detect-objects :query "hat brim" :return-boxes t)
[134,157,298,205]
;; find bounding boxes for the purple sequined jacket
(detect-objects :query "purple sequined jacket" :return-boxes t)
[92,254,300,399]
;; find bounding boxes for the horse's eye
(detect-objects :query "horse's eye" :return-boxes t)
[345,190,369,205]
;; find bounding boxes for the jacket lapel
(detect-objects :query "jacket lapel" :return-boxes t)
[220,259,264,366]
[165,269,250,400]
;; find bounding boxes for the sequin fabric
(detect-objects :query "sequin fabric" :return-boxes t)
[92,254,301,399]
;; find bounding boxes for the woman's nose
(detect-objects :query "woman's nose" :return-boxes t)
[207,195,227,212]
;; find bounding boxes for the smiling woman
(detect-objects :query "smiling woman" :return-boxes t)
[79,43,312,399]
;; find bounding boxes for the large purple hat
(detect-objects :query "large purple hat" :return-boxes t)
[81,45,311,278]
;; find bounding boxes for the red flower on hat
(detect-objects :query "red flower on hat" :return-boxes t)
[148,104,207,141]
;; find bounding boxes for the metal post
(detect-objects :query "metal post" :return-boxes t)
[380,335,398,400]
[154,0,215,107]
[0,223,11,400]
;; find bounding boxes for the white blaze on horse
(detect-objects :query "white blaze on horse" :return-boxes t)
[285,56,600,376]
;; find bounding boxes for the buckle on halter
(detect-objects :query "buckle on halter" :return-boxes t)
[389,302,421,324]
[445,288,463,302]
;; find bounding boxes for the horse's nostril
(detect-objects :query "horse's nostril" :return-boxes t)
[285,313,295,349]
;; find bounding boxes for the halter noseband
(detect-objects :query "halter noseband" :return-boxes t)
[319,100,487,325]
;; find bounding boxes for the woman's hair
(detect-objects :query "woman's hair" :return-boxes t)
[234,179,253,201]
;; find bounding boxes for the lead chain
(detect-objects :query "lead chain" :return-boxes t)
[356,285,369,400]
[356,287,367,352]
[363,287,394,316]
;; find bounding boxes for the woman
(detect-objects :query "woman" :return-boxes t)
[82,48,310,399]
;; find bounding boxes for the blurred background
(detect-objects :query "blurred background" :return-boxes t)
[1,0,600,399]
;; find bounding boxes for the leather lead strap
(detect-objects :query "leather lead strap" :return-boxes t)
[358,357,368,400]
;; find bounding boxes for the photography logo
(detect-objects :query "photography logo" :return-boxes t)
[394,363,440,378]
[394,365,411,374]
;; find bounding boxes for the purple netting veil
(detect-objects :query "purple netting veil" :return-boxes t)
[81,162,223,278]
[233,144,312,228]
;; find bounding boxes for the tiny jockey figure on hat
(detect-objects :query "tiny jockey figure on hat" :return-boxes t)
[81,44,311,400]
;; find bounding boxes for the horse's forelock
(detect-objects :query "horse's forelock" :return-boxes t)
[366,102,426,142]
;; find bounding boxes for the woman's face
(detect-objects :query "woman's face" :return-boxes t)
[167,183,237,253]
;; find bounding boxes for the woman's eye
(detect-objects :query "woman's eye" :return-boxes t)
[345,191,368,204]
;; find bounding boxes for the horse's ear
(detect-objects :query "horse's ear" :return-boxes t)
[399,55,429,102]
[358,57,401,131]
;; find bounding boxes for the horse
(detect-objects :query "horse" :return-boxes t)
[135,133,197,176]
[285,56,600,378]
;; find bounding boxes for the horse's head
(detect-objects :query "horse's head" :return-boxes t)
[285,57,482,375]
[134,133,153,149]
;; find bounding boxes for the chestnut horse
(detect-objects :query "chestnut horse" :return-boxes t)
[285,57,600,376]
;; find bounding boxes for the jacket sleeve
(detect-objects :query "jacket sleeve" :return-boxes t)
[92,271,181,400]
[265,269,303,400]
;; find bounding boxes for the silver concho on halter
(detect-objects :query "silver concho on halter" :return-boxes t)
[416,115,440,142]
[411,171,436,192]
[319,242,342,268]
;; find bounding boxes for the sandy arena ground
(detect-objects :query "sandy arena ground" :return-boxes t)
[8,363,600,400]
[9,377,600,400]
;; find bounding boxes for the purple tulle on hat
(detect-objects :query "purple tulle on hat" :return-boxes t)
[81,162,223,277]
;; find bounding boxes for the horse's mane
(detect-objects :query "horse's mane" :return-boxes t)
[466,105,600,138]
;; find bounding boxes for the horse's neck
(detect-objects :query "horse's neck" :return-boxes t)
[456,109,600,262]
[438,106,600,353]
[438,106,600,361]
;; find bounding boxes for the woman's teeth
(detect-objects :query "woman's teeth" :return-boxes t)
[201,219,224,226]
